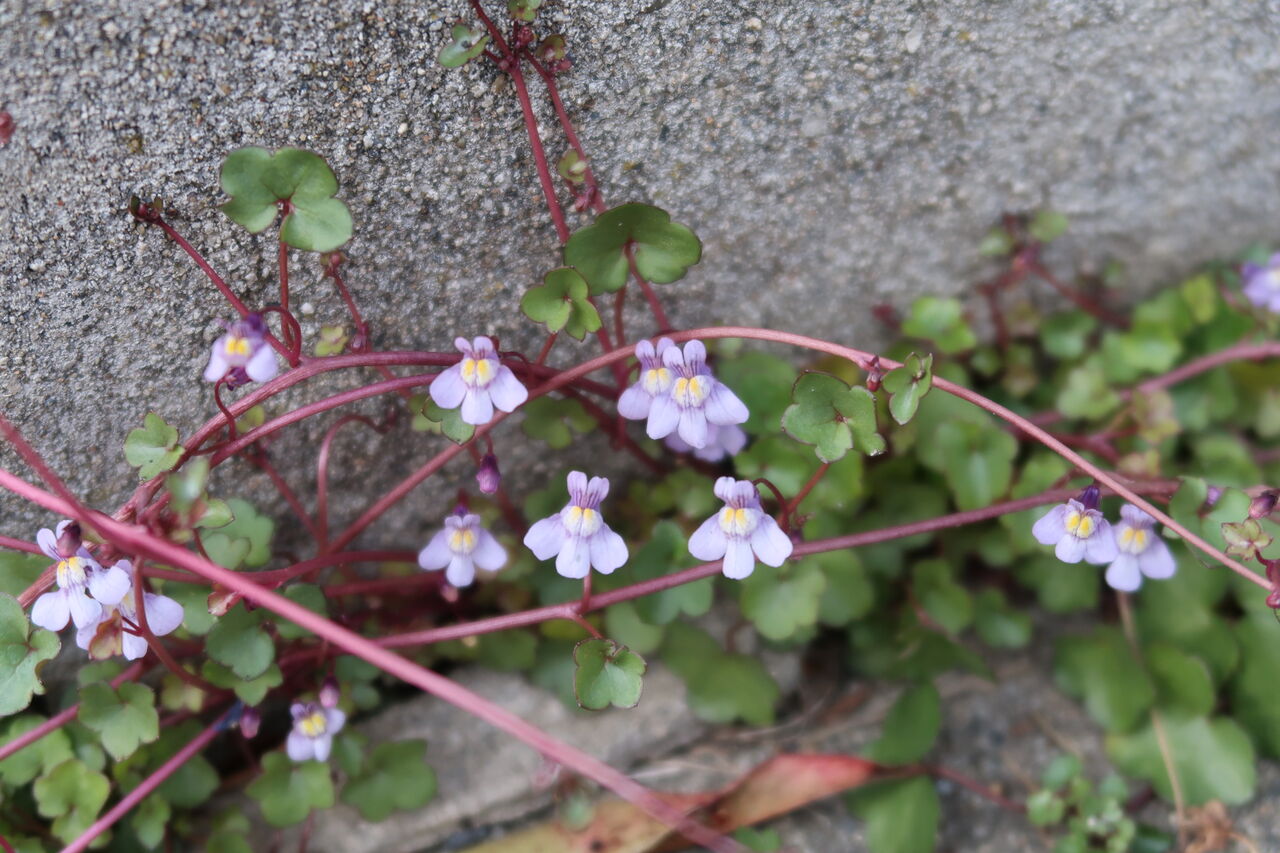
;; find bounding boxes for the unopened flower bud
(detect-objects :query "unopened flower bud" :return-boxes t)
[1077,484,1101,512]
[476,453,501,494]
[1249,491,1278,520]
[1205,485,1223,508]
[239,706,261,739]
[514,26,535,48]
[319,676,341,709]
[55,522,82,559]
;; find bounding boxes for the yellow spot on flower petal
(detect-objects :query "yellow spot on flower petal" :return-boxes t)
[299,711,328,737]
[224,336,251,357]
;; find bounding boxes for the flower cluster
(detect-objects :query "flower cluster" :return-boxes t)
[1032,487,1176,592]
[619,338,748,451]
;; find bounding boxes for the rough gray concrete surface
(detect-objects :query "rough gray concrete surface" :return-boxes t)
[4,0,1280,543]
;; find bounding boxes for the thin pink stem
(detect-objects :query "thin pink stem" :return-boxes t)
[524,52,607,214]
[278,240,290,314]
[248,449,321,542]
[316,415,385,547]
[61,709,231,853]
[0,535,40,554]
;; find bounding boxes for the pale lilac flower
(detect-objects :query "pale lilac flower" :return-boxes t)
[644,340,748,449]
[1242,254,1280,313]
[429,336,528,425]
[664,423,748,462]
[204,314,278,384]
[1104,504,1177,592]
[30,521,130,631]
[286,701,346,762]
[524,471,628,579]
[618,337,676,420]
[418,508,508,587]
[75,560,184,660]
[1031,485,1119,565]
[688,477,793,579]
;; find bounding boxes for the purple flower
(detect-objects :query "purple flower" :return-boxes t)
[688,477,793,579]
[30,520,130,631]
[1104,504,1177,592]
[523,471,628,579]
[1031,486,1118,564]
[418,509,508,587]
[643,340,748,449]
[286,701,346,762]
[75,560,184,660]
[429,336,529,425]
[664,423,748,462]
[618,337,676,420]
[1242,253,1280,313]
[204,314,278,384]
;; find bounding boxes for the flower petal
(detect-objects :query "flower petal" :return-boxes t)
[688,515,729,561]
[429,366,467,409]
[524,517,566,561]
[445,555,476,587]
[750,517,793,567]
[203,341,230,382]
[722,538,756,580]
[486,366,529,412]
[704,383,749,426]
[460,388,494,425]
[325,708,347,733]
[618,384,653,420]
[471,530,508,572]
[645,393,680,439]
[682,339,707,367]
[36,527,59,560]
[67,590,102,629]
[712,477,736,503]
[1119,503,1154,529]
[142,594,185,636]
[585,476,610,504]
[418,530,453,570]
[555,537,590,579]
[676,408,708,449]
[31,591,71,631]
[244,344,278,383]
[123,631,150,660]
[1032,505,1069,546]
[1105,554,1143,592]
[567,471,588,498]
[588,527,628,574]
[1083,521,1119,564]
[1055,535,1087,564]
[1138,538,1177,580]
[88,564,131,606]
[287,730,314,761]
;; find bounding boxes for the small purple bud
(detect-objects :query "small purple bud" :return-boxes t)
[1249,491,1278,520]
[476,453,501,494]
[1077,484,1101,511]
[55,522,82,559]
[319,676,341,709]
[239,706,261,739]
[1205,485,1223,508]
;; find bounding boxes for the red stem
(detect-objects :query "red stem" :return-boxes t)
[316,415,385,547]
[248,449,321,542]
[278,240,290,314]
[524,52,607,214]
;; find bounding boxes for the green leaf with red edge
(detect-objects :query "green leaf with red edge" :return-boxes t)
[564,203,701,295]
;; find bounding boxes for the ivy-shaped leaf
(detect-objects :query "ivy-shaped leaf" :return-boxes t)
[508,0,542,22]
[0,715,73,786]
[573,638,646,710]
[900,297,976,354]
[662,623,779,725]
[1053,628,1154,733]
[130,794,170,848]
[33,759,111,844]
[0,593,60,715]
[557,150,588,184]
[408,393,475,444]
[206,605,275,680]
[124,412,182,479]
[201,661,283,705]
[881,352,934,425]
[521,268,602,340]
[438,24,490,68]
[220,147,353,252]
[1222,519,1271,561]
[536,34,567,62]
[563,203,701,295]
[274,584,330,640]
[628,520,713,625]
[202,498,275,569]
[739,561,826,641]
[315,324,350,356]
[1057,361,1122,419]
[1107,714,1255,805]
[341,740,438,821]
[782,372,885,462]
[862,682,941,765]
[521,396,595,449]
[247,752,335,828]
[77,682,160,760]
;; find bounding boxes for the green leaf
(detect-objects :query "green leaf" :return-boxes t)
[409,393,476,444]
[863,682,941,765]
[901,297,976,354]
[247,752,336,827]
[1229,613,1280,758]
[131,794,170,848]
[739,561,826,641]
[1041,754,1082,791]
[1057,361,1121,419]
[202,661,283,705]
[508,0,542,20]
[1026,789,1067,826]
[437,24,490,68]
[77,682,160,760]
[919,421,1017,510]
[973,588,1031,648]
[782,372,885,462]
[809,550,874,627]
[882,353,934,425]
[563,203,701,294]
[733,826,782,852]
[573,638,646,710]
[220,147,353,251]
[314,324,349,356]
[275,584,329,640]
[0,550,46,597]
[627,520,712,624]
[148,721,219,807]
[0,715,73,786]
[124,412,182,479]
[714,349,797,435]
[557,150,588,184]
[1040,310,1098,360]
[1107,714,1255,805]
[1028,209,1069,243]
[1053,628,1154,733]
[206,605,274,680]
[1145,644,1213,716]
[0,593,60,715]
[521,268,602,340]
[977,226,1014,257]
[520,395,595,449]
[847,777,939,853]
[203,498,274,569]
[603,601,665,655]
[341,740,438,821]
[662,623,779,725]
[33,759,111,843]
[912,559,973,634]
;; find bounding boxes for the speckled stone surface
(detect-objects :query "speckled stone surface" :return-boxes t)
[3,0,1280,544]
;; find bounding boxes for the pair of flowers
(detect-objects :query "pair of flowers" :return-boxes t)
[30,520,184,660]
[419,471,792,585]
[1032,487,1176,591]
